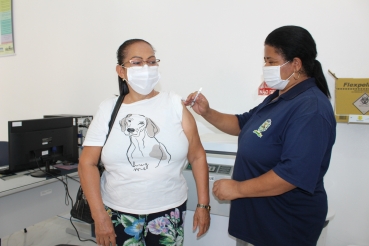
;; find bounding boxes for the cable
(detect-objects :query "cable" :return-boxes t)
[68,215,96,244]
[64,176,96,244]
[65,174,80,183]
[64,176,70,206]
[32,152,96,244]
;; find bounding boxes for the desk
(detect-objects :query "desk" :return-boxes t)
[0,170,80,238]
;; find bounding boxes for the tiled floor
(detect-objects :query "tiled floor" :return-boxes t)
[1,213,97,246]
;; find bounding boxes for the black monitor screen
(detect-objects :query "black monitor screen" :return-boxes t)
[7,117,78,177]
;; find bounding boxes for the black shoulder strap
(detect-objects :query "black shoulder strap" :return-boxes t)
[105,94,124,144]
[97,94,124,171]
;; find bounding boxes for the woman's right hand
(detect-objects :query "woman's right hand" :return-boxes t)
[184,92,210,116]
[93,210,116,246]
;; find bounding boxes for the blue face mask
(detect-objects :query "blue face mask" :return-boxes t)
[262,61,294,90]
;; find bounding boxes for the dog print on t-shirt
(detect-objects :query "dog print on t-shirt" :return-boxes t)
[119,114,171,171]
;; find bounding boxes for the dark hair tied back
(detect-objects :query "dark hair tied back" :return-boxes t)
[264,26,331,98]
[313,60,330,98]
[116,39,154,96]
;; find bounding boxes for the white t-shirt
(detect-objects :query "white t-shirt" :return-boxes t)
[83,91,189,214]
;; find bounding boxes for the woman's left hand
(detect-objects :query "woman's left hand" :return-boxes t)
[193,207,210,237]
[213,179,240,200]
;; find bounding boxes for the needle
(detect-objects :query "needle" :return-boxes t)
[190,87,202,108]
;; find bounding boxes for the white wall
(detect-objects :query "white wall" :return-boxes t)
[1,1,368,245]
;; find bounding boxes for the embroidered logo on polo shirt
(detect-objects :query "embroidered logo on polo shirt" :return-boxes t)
[253,119,272,138]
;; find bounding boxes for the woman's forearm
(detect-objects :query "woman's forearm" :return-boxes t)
[202,108,240,136]
[78,146,106,219]
[214,170,296,201]
[191,155,210,205]
[237,170,296,198]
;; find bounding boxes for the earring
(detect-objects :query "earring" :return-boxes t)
[293,71,301,80]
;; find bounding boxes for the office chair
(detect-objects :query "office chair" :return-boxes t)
[0,141,9,167]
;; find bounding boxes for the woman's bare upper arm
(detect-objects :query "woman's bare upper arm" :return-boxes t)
[79,146,103,167]
[181,103,205,162]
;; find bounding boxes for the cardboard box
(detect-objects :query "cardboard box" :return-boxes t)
[330,70,369,123]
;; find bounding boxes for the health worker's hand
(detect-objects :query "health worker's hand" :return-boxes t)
[213,179,241,201]
[183,92,210,116]
[193,207,211,237]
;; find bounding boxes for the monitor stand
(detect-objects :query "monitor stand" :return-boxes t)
[31,160,61,178]
[0,167,14,175]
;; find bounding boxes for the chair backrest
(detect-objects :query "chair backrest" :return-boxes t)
[0,141,9,166]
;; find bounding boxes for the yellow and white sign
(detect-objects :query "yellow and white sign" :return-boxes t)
[0,0,14,56]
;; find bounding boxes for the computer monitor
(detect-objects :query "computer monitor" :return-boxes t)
[3,117,78,177]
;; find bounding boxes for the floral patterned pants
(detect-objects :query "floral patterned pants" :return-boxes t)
[105,201,187,246]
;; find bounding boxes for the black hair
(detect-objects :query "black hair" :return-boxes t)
[264,26,331,98]
[116,39,155,96]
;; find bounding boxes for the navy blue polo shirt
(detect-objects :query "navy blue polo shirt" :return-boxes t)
[228,78,336,246]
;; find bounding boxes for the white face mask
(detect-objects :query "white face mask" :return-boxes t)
[262,61,294,90]
[126,65,160,95]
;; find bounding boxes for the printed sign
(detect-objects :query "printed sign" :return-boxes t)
[258,81,275,96]
[0,0,14,56]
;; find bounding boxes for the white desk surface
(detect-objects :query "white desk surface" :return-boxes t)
[0,169,80,238]
[0,169,78,197]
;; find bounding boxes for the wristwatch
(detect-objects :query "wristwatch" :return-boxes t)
[197,204,211,212]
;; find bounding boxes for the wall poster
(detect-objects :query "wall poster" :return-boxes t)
[0,0,14,56]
